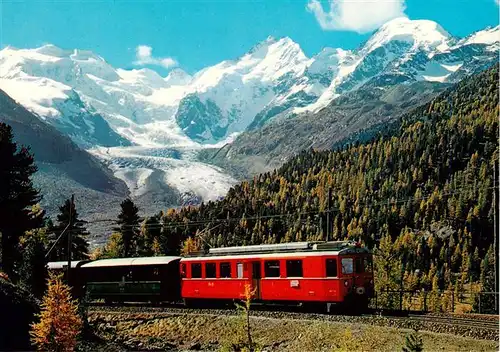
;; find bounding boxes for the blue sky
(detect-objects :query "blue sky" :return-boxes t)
[1,0,498,75]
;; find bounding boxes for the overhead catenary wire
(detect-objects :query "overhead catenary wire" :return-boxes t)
[47,184,499,234]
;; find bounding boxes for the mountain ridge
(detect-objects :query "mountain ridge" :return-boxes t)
[1,19,497,148]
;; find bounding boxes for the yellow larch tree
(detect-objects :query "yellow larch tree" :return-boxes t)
[30,272,82,351]
[180,236,201,256]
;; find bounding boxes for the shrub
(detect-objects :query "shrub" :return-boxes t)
[402,329,424,352]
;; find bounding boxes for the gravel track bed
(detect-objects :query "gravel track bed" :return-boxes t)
[89,305,499,341]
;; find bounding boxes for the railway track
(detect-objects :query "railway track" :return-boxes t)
[88,302,499,340]
[389,314,499,331]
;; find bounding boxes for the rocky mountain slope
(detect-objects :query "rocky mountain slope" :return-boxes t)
[206,80,452,174]
[0,89,129,240]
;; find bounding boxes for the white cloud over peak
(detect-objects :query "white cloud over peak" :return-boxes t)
[307,0,407,34]
[134,45,177,68]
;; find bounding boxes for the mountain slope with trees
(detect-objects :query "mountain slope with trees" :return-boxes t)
[131,65,498,309]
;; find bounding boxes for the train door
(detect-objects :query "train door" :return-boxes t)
[252,261,261,300]
[339,256,355,293]
[354,257,364,289]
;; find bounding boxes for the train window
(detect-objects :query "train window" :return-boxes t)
[191,263,202,278]
[326,258,338,277]
[205,263,216,278]
[363,257,373,273]
[341,258,354,274]
[264,260,280,277]
[237,263,244,278]
[355,257,363,274]
[220,262,232,278]
[286,260,303,277]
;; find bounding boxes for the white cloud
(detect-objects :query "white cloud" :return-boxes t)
[133,45,177,68]
[307,0,407,34]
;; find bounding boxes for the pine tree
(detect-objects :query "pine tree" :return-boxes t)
[0,123,41,279]
[19,228,48,299]
[473,246,497,313]
[402,329,424,352]
[152,237,162,256]
[114,198,141,257]
[137,215,161,256]
[30,272,82,351]
[100,233,123,259]
[471,247,481,281]
[429,273,441,312]
[161,210,182,255]
[48,199,89,261]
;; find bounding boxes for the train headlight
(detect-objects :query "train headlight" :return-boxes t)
[356,287,365,295]
[344,281,349,287]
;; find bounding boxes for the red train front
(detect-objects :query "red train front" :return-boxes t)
[180,241,374,312]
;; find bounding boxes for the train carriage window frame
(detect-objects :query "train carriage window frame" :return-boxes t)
[205,262,216,278]
[264,260,281,278]
[326,258,338,277]
[191,263,202,278]
[341,257,354,275]
[237,263,244,278]
[220,262,232,278]
[286,259,303,277]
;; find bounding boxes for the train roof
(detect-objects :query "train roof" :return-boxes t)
[182,241,370,261]
[80,256,181,268]
[47,260,88,269]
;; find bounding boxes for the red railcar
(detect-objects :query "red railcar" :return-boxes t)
[180,241,374,311]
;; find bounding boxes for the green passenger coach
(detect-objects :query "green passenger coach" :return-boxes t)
[78,256,182,303]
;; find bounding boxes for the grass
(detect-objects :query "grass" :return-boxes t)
[89,312,499,351]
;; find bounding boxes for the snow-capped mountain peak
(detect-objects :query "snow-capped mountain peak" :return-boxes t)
[294,18,495,115]
[0,44,120,82]
[33,44,107,63]
[116,68,169,88]
[459,25,500,47]
[165,68,193,86]
[361,17,453,55]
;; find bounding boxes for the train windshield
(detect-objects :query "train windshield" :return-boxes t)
[341,258,354,274]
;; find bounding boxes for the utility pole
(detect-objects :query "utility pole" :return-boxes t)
[67,194,74,285]
[326,187,332,242]
[494,163,498,312]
